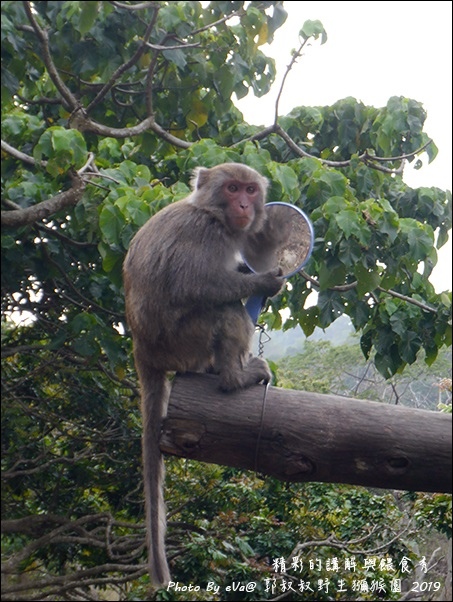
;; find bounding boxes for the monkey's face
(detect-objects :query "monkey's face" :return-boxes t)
[223,180,263,232]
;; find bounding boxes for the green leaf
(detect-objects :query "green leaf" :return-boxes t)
[267,163,299,200]
[335,209,364,240]
[70,312,97,334]
[34,127,87,174]
[298,306,319,337]
[317,291,345,327]
[322,196,349,218]
[399,331,421,364]
[300,20,327,44]
[375,351,399,378]
[79,1,99,36]
[388,311,407,337]
[163,48,187,70]
[71,336,100,359]
[98,241,123,274]
[99,204,123,246]
[351,300,372,329]
[400,219,434,261]
[1,235,16,249]
[318,261,347,290]
[267,3,288,39]
[360,330,373,359]
[52,128,87,166]
[354,264,381,297]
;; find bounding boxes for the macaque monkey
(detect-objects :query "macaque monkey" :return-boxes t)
[123,163,284,586]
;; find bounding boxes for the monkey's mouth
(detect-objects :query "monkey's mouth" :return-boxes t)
[233,217,251,229]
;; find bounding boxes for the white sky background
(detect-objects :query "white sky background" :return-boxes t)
[236,0,452,292]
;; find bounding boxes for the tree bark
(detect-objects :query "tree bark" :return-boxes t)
[161,373,452,494]
[1,172,86,228]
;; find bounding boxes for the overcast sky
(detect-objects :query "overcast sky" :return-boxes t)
[237,0,452,291]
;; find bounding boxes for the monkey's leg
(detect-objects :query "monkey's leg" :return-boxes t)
[214,305,272,391]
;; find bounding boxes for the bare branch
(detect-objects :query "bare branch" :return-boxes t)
[274,39,311,124]
[190,9,245,35]
[232,124,278,145]
[299,270,358,292]
[145,41,201,51]
[41,247,125,319]
[109,1,157,10]
[144,42,161,115]
[377,286,437,313]
[1,345,44,359]
[364,157,405,175]
[16,93,63,106]
[77,152,96,174]
[3,447,94,479]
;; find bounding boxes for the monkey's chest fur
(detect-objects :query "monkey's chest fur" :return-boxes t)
[123,200,254,373]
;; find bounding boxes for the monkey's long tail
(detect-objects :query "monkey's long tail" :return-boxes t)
[140,366,172,587]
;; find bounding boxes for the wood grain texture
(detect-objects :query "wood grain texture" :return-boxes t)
[161,373,452,494]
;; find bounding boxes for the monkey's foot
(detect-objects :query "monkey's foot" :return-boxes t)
[218,356,272,392]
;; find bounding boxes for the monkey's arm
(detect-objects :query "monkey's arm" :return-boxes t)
[242,205,293,273]
[168,228,284,306]
[127,202,284,309]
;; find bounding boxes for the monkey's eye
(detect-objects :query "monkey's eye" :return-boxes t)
[228,184,239,193]
[246,185,256,194]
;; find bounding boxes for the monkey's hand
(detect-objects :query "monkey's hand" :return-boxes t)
[252,268,285,297]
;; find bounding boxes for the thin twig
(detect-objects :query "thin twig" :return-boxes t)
[274,38,310,124]
[299,271,437,313]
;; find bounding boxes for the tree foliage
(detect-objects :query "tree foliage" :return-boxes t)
[1,1,451,599]
[277,338,452,408]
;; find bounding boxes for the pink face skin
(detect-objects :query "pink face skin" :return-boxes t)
[222,180,262,231]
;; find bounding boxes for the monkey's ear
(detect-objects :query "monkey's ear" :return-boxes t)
[191,166,210,190]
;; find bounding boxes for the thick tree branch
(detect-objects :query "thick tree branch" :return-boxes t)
[300,270,358,292]
[162,373,452,493]
[149,118,192,148]
[1,172,86,228]
[1,139,45,166]
[69,110,192,147]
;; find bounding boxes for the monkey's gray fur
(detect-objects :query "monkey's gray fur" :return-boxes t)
[123,163,283,586]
